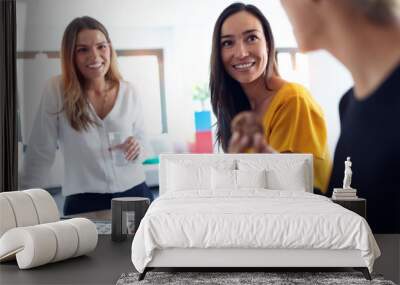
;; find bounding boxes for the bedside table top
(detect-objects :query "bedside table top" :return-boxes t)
[331,197,366,202]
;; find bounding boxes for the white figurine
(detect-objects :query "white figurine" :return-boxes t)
[343,157,353,189]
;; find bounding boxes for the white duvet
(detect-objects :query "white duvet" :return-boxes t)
[131,190,380,273]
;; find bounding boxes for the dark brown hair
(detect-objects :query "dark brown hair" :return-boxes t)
[210,3,278,151]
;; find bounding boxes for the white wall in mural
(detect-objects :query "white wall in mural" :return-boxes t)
[17,0,353,188]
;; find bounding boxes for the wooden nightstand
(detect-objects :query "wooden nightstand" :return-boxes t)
[331,198,366,219]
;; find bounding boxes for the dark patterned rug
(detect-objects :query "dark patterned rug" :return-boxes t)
[94,221,111,235]
[116,271,396,285]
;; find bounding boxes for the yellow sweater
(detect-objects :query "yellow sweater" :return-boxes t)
[262,83,331,193]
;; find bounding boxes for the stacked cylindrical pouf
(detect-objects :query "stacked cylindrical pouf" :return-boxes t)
[0,189,60,236]
[0,189,98,269]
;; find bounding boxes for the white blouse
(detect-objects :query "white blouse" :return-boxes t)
[21,76,148,196]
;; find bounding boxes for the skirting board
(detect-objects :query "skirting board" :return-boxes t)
[147,248,366,268]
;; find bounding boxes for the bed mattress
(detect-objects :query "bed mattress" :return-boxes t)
[131,190,380,273]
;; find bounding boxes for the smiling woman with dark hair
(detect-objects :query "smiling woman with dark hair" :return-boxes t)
[210,3,332,194]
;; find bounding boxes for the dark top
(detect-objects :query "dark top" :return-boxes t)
[328,63,400,234]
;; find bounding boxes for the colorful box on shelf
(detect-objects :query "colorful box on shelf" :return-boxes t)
[194,131,213,153]
[194,111,211,132]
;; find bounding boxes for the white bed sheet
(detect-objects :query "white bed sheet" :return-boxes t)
[131,190,380,273]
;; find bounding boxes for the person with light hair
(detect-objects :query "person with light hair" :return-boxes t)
[279,0,400,234]
[21,16,154,215]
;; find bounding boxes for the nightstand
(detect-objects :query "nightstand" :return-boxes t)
[331,198,366,219]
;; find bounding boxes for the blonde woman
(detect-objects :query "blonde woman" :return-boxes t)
[21,16,154,215]
[280,0,400,234]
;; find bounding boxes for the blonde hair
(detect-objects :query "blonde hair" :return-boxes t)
[349,0,400,24]
[60,16,122,132]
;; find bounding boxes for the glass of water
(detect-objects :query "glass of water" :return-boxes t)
[108,132,130,167]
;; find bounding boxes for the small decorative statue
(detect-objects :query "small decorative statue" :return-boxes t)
[343,157,353,189]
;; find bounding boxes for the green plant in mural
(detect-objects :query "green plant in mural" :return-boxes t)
[192,83,210,111]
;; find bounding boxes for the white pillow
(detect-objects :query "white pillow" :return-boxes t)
[238,159,308,191]
[166,159,236,192]
[236,169,267,189]
[267,167,307,192]
[211,168,236,190]
[167,162,210,191]
[266,163,307,191]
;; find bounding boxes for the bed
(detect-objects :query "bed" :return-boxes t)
[131,154,380,280]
